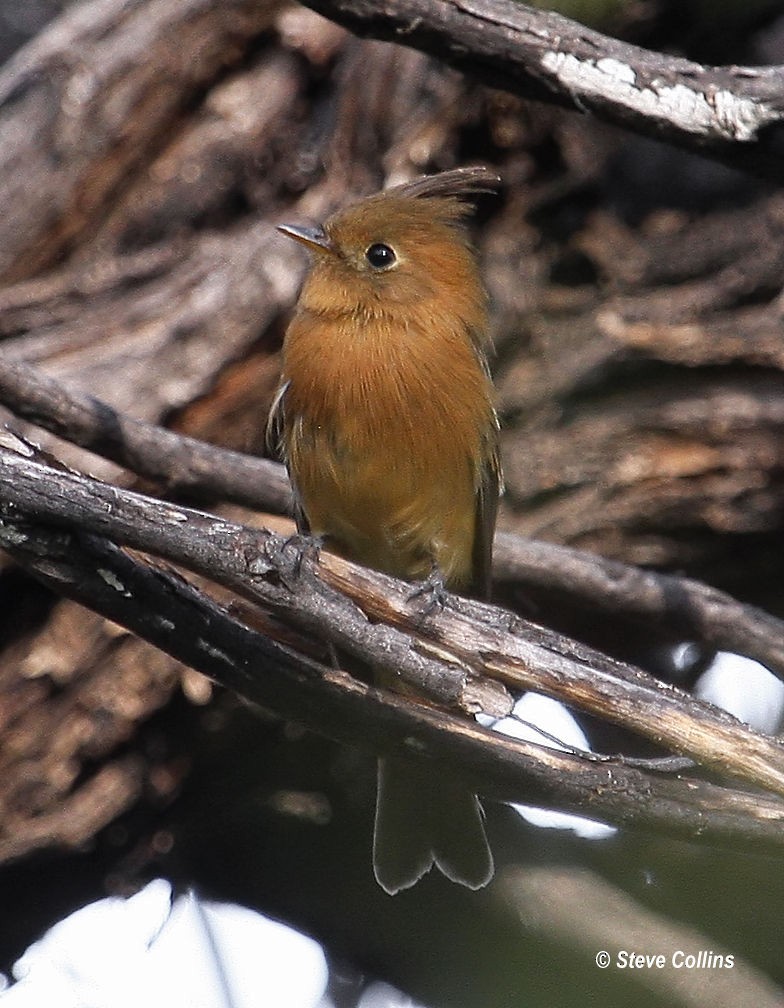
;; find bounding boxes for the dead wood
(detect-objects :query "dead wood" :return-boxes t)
[2,431,784,858]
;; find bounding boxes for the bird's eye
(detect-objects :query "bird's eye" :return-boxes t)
[365,243,397,270]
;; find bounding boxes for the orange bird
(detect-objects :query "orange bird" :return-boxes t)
[271,167,501,894]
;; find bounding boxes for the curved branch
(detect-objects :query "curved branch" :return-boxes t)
[300,0,784,177]
[2,432,784,805]
[494,533,784,681]
[0,357,292,512]
[2,444,784,851]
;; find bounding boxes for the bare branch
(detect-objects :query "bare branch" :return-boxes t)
[3,356,784,690]
[0,356,292,512]
[298,0,784,177]
[2,445,784,851]
[0,0,285,281]
[2,432,784,807]
[494,532,784,682]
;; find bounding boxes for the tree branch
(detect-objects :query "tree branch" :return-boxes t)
[2,431,784,810]
[494,532,784,681]
[2,439,784,851]
[0,0,285,282]
[298,0,784,177]
[0,356,292,512]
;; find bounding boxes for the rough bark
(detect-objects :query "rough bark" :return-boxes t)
[3,434,784,856]
[296,0,784,176]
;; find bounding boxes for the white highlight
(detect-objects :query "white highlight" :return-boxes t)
[490,692,616,840]
[541,50,779,142]
[696,651,784,735]
[4,880,328,1008]
[98,568,129,595]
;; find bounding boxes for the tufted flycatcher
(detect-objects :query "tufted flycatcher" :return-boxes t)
[270,166,501,893]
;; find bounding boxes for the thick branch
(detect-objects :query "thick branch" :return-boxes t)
[2,434,784,805]
[299,0,784,177]
[2,471,784,851]
[0,0,283,281]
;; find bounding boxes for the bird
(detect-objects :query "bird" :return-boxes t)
[270,166,501,894]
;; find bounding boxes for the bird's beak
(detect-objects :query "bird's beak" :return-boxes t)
[277,223,334,254]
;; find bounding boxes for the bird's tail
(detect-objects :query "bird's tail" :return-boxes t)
[373,755,493,895]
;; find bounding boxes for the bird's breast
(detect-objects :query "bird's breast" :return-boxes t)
[281,312,494,585]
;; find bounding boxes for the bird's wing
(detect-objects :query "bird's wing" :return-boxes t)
[266,380,311,535]
[471,431,501,601]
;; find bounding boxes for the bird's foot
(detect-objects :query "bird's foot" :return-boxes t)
[258,532,324,591]
[406,567,448,616]
[283,532,324,576]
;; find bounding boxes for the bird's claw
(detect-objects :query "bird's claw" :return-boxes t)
[258,532,323,591]
[406,567,448,616]
[282,532,324,577]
